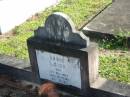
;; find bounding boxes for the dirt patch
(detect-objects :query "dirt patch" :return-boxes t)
[0,75,38,97]
[0,75,75,97]
[99,49,130,57]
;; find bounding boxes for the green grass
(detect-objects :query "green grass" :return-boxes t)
[98,37,129,50]
[99,50,130,83]
[0,32,33,59]
[0,0,112,59]
[100,56,130,83]
[98,34,130,84]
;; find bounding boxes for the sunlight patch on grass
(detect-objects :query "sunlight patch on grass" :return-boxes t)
[99,53,130,83]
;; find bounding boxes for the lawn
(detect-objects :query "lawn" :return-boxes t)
[99,49,130,83]
[0,0,112,59]
[1,0,129,84]
[97,35,130,83]
[100,55,130,83]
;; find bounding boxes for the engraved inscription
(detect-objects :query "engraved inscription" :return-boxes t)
[36,50,81,88]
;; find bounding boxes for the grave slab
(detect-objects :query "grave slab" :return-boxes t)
[0,61,32,82]
[0,55,30,69]
[0,0,60,34]
[83,0,130,37]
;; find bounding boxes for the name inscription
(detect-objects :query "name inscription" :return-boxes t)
[36,50,81,88]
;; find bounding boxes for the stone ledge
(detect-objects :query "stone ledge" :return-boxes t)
[0,55,30,70]
[91,77,130,97]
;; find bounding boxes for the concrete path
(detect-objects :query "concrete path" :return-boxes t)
[83,0,130,37]
[0,0,60,34]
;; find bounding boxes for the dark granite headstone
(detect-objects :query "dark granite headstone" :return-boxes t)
[34,12,89,48]
[27,12,98,96]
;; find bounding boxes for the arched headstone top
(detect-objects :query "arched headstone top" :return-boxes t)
[35,12,89,48]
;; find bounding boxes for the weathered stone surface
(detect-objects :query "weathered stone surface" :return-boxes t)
[83,0,130,37]
[91,77,130,97]
[36,50,81,88]
[0,55,30,69]
[35,12,89,47]
[85,43,99,84]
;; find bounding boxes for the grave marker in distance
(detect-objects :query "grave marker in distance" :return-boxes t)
[27,12,99,96]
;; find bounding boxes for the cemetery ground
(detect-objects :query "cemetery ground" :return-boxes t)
[0,75,38,97]
[0,75,75,97]
[0,0,130,86]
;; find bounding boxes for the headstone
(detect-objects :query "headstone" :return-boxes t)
[27,12,99,96]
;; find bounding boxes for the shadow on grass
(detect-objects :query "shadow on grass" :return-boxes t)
[82,30,130,50]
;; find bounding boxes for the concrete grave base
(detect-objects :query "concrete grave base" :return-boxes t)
[0,0,60,34]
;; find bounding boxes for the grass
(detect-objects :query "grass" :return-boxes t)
[1,0,130,84]
[99,49,130,83]
[98,36,129,50]
[0,32,33,59]
[99,56,130,83]
[0,0,112,59]
[97,33,130,84]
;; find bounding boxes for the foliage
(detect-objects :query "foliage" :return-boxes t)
[99,54,130,83]
[98,32,130,50]
[98,30,130,84]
